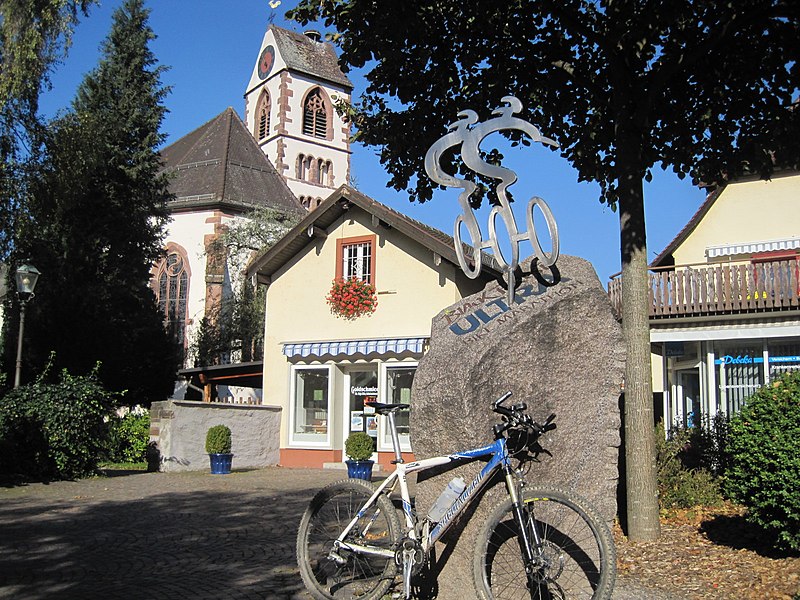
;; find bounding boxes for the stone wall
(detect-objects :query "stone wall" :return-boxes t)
[149,400,281,472]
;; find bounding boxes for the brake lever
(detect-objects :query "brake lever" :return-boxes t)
[543,413,557,432]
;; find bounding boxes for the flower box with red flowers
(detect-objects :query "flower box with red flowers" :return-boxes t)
[326,277,378,320]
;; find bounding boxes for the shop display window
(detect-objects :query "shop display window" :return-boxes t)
[714,341,764,414]
[767,340,800,379]
[292,366,331,443]
[380,364,416,451]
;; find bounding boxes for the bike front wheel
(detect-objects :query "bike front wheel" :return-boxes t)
[297,478,401,600]
[474,486,616,600]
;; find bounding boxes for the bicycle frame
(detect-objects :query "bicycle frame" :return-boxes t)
[303,398,615,600]
[332,435,513,560]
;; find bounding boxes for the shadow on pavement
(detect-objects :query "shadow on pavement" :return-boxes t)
[0,470,340,599]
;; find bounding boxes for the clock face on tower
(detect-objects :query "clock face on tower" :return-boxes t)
[257,45,275,80]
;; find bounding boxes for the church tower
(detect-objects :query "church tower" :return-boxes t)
[244,26,353,209]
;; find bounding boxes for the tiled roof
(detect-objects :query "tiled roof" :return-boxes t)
[160,107,303,215]
[246,185,501,282]
[271,26,352,89]
[650,186,722,267]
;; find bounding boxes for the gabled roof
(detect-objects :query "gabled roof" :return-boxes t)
[271,26,352,89]
[246,185,501,282]
[651,169,800,268]
[650,185,723,268]
[160,107,303,215]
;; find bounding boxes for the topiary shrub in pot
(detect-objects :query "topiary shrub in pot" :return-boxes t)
[345,431,375,480]
[205,424,233,474]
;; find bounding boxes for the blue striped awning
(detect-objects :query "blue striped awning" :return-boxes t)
[283,337,427,358]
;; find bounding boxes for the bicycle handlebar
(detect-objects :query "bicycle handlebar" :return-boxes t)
[492,391,556,440]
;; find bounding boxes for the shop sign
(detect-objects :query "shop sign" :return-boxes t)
[715,355,762,365]
[665,342,685,357]
[715,354,800,365]
[351,385,378,396]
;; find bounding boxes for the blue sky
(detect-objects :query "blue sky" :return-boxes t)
[38,0,707,283]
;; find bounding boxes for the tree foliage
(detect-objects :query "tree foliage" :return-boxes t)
[190,207,299,367]
[289,0,800,540]
[8,0,178,404]
[0,0,95,258]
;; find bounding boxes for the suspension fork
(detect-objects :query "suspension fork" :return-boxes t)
[503,465,543,571]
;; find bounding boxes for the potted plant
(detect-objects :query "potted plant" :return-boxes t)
[345,431,375,480]
[205,424,233,474]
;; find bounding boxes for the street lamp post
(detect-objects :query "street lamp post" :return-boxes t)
[14,264,41,388]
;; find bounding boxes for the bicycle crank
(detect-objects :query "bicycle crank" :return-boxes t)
[395,537,424,599]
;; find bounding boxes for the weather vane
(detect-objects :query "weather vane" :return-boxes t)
[425,96,560,305]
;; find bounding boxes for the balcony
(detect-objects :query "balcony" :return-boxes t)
[608,259,800,319]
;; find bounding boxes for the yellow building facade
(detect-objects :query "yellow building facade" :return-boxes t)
[248,186,496,468]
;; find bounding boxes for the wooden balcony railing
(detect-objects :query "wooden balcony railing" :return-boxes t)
[608,260,800,318]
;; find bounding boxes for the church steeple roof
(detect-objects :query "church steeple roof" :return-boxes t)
[269,25,352,89]
[160,107,303,215]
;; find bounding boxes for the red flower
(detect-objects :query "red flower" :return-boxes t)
[326,277,377,320]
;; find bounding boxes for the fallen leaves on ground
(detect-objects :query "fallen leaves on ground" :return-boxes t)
[615,503,800,599]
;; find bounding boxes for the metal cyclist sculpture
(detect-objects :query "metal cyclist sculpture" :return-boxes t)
[424,96,561,304]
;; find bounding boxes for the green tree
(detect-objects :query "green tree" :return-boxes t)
[191,207,299,366]
[11,0,178,404]
[0,0,95,258]
[289,0,800,540]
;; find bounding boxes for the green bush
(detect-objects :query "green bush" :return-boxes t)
[345,431,374,461]
[205,424,232,454]
[103,409,150,463]
[655,421,723,509]
[724,371,800,552]
[0,366,117,480]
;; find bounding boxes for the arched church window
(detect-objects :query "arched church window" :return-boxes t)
[320,160,332,186]
[153,246,190,345]
[303,88,328,139]
[256,90,271,141]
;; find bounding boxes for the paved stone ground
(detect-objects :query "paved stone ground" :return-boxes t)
[0,467,682,599]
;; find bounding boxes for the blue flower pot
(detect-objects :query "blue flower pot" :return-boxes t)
[209,453,233,474]
[346,459,374,481]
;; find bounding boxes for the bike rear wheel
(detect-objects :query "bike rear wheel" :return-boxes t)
[297,478,401,600]
[474,486,616,600]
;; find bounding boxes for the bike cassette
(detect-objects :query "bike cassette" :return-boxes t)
[394,537,425,575]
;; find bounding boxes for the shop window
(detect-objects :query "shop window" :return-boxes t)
[336,235,375,284]
[348,368,379,455]
[715,342,764,414]
[380,364,415,451]
[767,340,800,379]
[291,366,332,444]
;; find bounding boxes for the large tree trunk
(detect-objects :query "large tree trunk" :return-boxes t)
[618,161,661,542]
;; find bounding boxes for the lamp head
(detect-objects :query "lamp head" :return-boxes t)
[15,263,40,301]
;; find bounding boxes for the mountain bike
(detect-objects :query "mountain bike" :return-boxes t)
[296,392,616,599]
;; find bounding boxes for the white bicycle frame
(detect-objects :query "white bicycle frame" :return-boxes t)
[331,408,516,560]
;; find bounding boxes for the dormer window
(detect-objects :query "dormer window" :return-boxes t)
[303,88,328,139]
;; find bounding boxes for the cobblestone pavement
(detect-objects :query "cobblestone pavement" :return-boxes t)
[0,467,681,600]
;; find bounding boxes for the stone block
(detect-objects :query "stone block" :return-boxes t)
[410,255,623,598]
